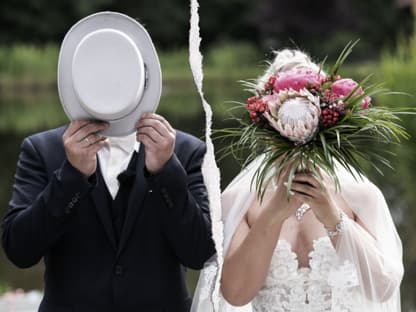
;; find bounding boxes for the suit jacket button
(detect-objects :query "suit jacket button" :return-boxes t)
[115,265,123,275]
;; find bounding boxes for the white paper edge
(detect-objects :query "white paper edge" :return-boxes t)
[189,1,224,311]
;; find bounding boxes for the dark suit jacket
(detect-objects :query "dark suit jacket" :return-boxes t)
[1,126,216,312]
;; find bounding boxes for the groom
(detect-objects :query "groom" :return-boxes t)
[1,114,215,311]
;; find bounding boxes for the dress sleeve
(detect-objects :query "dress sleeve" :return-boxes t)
[334,168,404,311]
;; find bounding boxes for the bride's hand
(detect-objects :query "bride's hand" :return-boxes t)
[288,172,341,228]
[266,167,303,222]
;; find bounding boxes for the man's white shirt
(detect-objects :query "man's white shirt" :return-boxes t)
[97,133,139,199]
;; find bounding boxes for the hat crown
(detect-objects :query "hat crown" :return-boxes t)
[71,28,145,120]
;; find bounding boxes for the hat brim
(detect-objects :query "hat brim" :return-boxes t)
[58,11,162,137]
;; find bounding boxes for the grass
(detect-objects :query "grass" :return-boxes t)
[379,37,416,107]
[0,44,59,87]
[378,35,416,215]
[0,281,10,295]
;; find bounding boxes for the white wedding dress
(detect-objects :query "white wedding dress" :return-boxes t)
[191,157,404,312]
[252,237,358,312]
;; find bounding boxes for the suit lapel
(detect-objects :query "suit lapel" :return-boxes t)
[91,162,117,252]
[117,146,148,257]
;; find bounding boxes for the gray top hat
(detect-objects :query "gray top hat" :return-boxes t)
[58,11,162,137]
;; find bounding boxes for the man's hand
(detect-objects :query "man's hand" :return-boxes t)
[135,113,176,174]
[62,120,108,177]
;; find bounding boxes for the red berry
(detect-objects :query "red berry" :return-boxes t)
[247,96,257,104]
[268,76,276,85]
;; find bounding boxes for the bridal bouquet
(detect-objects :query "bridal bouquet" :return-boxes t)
[220,42,411,199]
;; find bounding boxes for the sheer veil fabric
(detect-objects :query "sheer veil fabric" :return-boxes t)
[191,156,404,311]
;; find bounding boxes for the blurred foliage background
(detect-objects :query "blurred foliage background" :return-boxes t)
[0,0,416,310]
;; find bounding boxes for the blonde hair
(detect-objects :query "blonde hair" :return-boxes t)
[257,49,321,88]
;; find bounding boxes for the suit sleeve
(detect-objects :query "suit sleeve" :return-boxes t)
[147,142,216,269]
[1,137,95,268]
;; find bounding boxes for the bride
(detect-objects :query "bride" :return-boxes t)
[192,50,404,312]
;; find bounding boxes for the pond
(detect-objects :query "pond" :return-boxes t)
[0,77,415,310]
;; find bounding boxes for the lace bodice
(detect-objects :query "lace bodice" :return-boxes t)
[252,237,359,312]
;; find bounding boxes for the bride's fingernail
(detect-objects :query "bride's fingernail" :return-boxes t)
[283,182,288,187]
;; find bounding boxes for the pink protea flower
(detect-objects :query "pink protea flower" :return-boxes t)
[262,94,279,115]
[273,69,325,93]
[263,89,321,144]
[331,78,361,97]
[331,78,371,108]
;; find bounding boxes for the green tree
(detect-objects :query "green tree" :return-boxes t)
[254,0,413,59]
[109,0,256,49]
[0,0,111,44]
